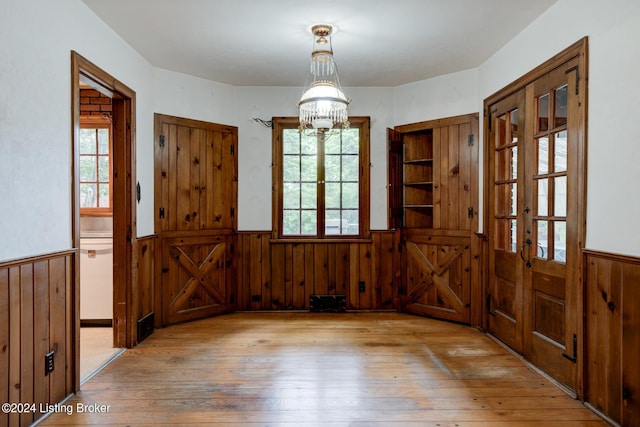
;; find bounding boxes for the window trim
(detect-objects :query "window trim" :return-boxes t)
[272,116,370,240]
[79,117,113,216]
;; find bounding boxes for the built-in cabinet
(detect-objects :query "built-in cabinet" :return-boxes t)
[389,113,480,325]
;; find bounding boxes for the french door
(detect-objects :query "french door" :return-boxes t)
[487,44,586,391]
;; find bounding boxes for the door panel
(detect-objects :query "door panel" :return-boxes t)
[487,52,584,391]
[488,89,525,353]
[404,235,471,323]
[154,114,238,327]
[161,235,234,325]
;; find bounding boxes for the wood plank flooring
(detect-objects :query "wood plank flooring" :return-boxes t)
[39,312,607,426]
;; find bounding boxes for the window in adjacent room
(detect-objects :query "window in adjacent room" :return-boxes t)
[79,118,112,214]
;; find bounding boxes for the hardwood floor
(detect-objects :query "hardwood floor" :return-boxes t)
[39,312,606,426]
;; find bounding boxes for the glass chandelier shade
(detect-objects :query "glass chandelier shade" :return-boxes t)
[298,24,350,131]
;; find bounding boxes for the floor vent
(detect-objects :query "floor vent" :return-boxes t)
[310,295,346,312]
[137,312,154,343]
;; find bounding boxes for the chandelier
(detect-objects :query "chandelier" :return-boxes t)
[298,24,350,132]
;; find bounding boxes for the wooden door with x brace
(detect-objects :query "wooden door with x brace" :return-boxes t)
[154,114,238,325]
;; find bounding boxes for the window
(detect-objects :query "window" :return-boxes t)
[79,119,112,214]
[273,117,370,239]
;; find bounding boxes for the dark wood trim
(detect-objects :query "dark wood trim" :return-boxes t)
[583,249,640,265]
[395,113,478,132]
[0,249,77,268]
[71,52,138,385]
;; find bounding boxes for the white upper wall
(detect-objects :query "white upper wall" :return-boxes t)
[478,0,640,257]
[0,0,155,261]
[1,0,639,261]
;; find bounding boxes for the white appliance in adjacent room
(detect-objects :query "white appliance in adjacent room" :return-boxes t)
[79,233,113,322]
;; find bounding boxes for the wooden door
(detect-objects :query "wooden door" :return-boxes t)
[487,89,525,353]
[487,50,585,391]
[403,234,471,323]
[161,234,235,325]
[154,114,238,326]
[522,59,580,388]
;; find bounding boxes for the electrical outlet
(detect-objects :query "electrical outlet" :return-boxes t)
[45,351,54,376]
[359,281,365,292]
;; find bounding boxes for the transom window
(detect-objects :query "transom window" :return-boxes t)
[273,117,370,239]
[79,119,112,213]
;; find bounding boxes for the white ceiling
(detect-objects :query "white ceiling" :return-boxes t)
[82,0,557,87]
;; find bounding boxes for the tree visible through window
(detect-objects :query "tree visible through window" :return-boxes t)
[273,117,370,239]
[79,120,111,213]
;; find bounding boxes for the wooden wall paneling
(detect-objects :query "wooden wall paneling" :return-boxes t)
[334,244,348,298]
[359,244,373,309]
[302,244,313,309]
[586,255,622,422]
[349,244,359,309]
[260,234,272,309]
[291,243,305,309]
[137,236,155,328]
[0,268,8,425]
[622,262,640,424]
[8,266,21,426]
[33,261,50,417]
[249,234,263,310]
[20,264,35,426]
[0,251,75,426]
[271,243,285,309]
[314,244,329,296]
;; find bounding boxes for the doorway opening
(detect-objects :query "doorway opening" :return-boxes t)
[71,51,136,389]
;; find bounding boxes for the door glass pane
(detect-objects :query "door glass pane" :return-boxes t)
[342,183,359,209]
[496,114,507,149]
[300,156,317,181]
[509,183,517,216]
[554,85,568,128]
[343,210,358,234]
[554,131,567,172]
[325,183,340,208]
[537,179,548,216]
[537,137,549,174]
[510,146,518,179]
[283,155,300,181]
[554,221,567,262]
[510,109,519,142]
[537,220,548,259]
[509,219,517,253]
[538,93,549,132]
[554,176,567,217]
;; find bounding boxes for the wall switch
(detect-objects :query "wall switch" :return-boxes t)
[45,351,54,376]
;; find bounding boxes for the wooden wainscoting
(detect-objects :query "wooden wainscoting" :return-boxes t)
[585,250,640,426]
[135,235,155,342]
[237,231,400,311]
[0,250,76,427]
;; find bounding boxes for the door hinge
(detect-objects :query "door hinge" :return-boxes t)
[230,144,235,155]
[159,135,165,147]
[468,134,474,146]
[468,207,474,219]
[562,333,578,363]
[230,207,235,218]
[159,207,165,219]
[230,243,234,254]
